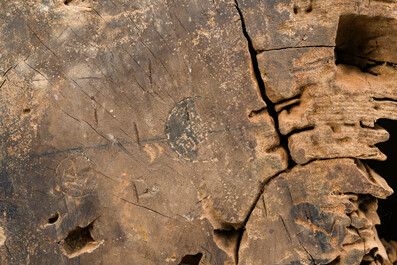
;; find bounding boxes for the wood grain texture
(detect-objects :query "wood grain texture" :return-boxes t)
[0,0,396,264]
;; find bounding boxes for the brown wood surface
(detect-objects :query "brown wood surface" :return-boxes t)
[0,0,396,264]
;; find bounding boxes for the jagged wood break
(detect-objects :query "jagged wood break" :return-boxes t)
[0,0,396,264]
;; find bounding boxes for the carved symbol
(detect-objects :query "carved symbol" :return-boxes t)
[56,156,97,197]
[165,98,205,161]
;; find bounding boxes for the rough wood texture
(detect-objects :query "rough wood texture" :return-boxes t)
[239,159,392,264]
[0,0,396,264]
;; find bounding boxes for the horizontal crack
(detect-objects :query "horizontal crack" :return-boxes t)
[336,49,397,67]
[373,97,397,103]
[285,126,315,137]
[257,45,335,54]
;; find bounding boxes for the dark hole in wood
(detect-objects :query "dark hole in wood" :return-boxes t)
[305,5,312,13]
[60,221,96,256]
[328,256,340,265]
[335,14,396,75]
[213,227,242,263]
[361,248,385,264]
[23,108,31,114]
[248,107,266,118]
[366,119,397,240]
[178,253,203,265]
[48,212,59,224]
[64,0,85,5]
[293,5,298,14]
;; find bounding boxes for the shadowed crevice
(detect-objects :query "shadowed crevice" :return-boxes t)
[365,119,397,241]
[234,0,295,169]
[58,220,101,258]
[178,253,203,265]
[233,0,297,262]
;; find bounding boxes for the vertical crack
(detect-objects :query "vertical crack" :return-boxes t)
[232,170,288,264]
[234,0,295,169]
[230,6,396,265]
[232,1,297,263]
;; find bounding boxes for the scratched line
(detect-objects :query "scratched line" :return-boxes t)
[207,124,269,134]
[30,138,166,157]
[30,143,112,158]
[30,125,267,157]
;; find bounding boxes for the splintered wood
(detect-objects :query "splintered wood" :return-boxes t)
[0,0,396,264]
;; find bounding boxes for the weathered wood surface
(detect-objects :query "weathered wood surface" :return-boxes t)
[0,0,396,264]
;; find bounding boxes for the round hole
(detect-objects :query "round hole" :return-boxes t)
[48,212,59,224]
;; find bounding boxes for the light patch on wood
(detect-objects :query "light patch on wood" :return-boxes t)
[0,227,5,246]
